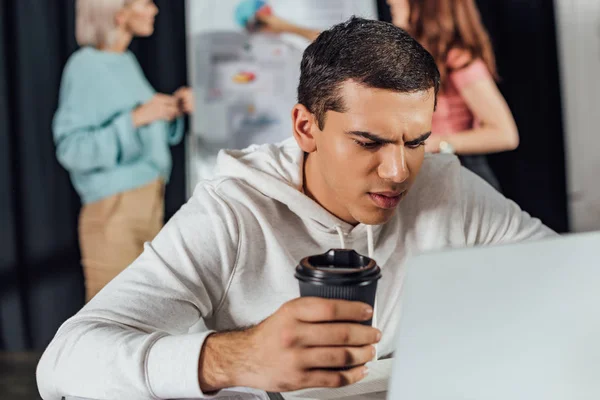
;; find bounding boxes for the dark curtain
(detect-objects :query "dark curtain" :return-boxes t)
[476,0,569,233]
[0,0,188,351]
[377,0,569,233]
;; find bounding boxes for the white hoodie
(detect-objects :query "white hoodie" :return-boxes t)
[37,138,554,400]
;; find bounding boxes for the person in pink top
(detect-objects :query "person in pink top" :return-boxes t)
[258,0,518,191]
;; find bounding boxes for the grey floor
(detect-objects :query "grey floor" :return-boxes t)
[0,352,41,400]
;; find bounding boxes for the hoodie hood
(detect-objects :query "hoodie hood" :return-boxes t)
[215,138,383,254]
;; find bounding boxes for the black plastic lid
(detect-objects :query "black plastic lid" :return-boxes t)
[295,249,382,286]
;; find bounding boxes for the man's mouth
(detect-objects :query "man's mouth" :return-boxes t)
[368,191,405,209]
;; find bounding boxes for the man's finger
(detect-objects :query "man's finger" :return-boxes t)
[284,297,374,323]
[298,345,375,369]
[298,365,369,389]
[294,322,380,347]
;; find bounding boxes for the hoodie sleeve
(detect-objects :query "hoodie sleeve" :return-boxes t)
[460,166,557,245]
[36,184,240,400]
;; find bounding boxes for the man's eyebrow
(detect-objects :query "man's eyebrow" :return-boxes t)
[405,132,432,145]
[346,130,432,145]
[345,131,396,144]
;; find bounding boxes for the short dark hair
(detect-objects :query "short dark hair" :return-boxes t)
[298,17,440,129]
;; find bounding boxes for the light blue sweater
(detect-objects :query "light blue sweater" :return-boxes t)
[53,47,184,204]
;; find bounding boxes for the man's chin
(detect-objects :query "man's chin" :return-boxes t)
[354,207,397,226]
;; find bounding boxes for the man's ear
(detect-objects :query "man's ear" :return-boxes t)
[291,104,321,153]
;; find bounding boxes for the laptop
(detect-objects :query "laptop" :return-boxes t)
[388,231,600,399]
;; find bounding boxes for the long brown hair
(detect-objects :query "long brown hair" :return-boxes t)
[407,0,497,87]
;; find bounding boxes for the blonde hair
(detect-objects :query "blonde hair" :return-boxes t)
[75,0,136,47]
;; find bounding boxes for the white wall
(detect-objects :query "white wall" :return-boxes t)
[554,0,600,232]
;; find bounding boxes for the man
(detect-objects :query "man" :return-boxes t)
[37,17,554,399]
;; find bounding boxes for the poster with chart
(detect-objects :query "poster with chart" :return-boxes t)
[185,0,378,193]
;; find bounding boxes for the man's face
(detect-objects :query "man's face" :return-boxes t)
[299,81,435,226]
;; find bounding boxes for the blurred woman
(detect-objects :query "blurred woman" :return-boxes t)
[259,0,518,190]
[54,0,194,301]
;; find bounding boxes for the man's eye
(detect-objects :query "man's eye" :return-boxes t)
[406,141,425,149]
[355,140,382,150]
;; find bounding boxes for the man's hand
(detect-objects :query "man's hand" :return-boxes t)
[199,298,381,393]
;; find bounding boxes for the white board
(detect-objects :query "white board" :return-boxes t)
[185,0,378,194]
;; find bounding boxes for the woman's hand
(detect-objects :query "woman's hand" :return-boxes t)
[132,94,181,127]
[174,87,194,115]
[257,14,321,42]
[424,134,442,153]
[257,14,294,34]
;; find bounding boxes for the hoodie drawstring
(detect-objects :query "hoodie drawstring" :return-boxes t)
[334,225,374,258]
[335,225,379,361]
[335,226,346,249]
[366,225,379,360]
[367,225,374,259]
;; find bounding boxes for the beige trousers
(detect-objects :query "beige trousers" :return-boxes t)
[78,179,164,302]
